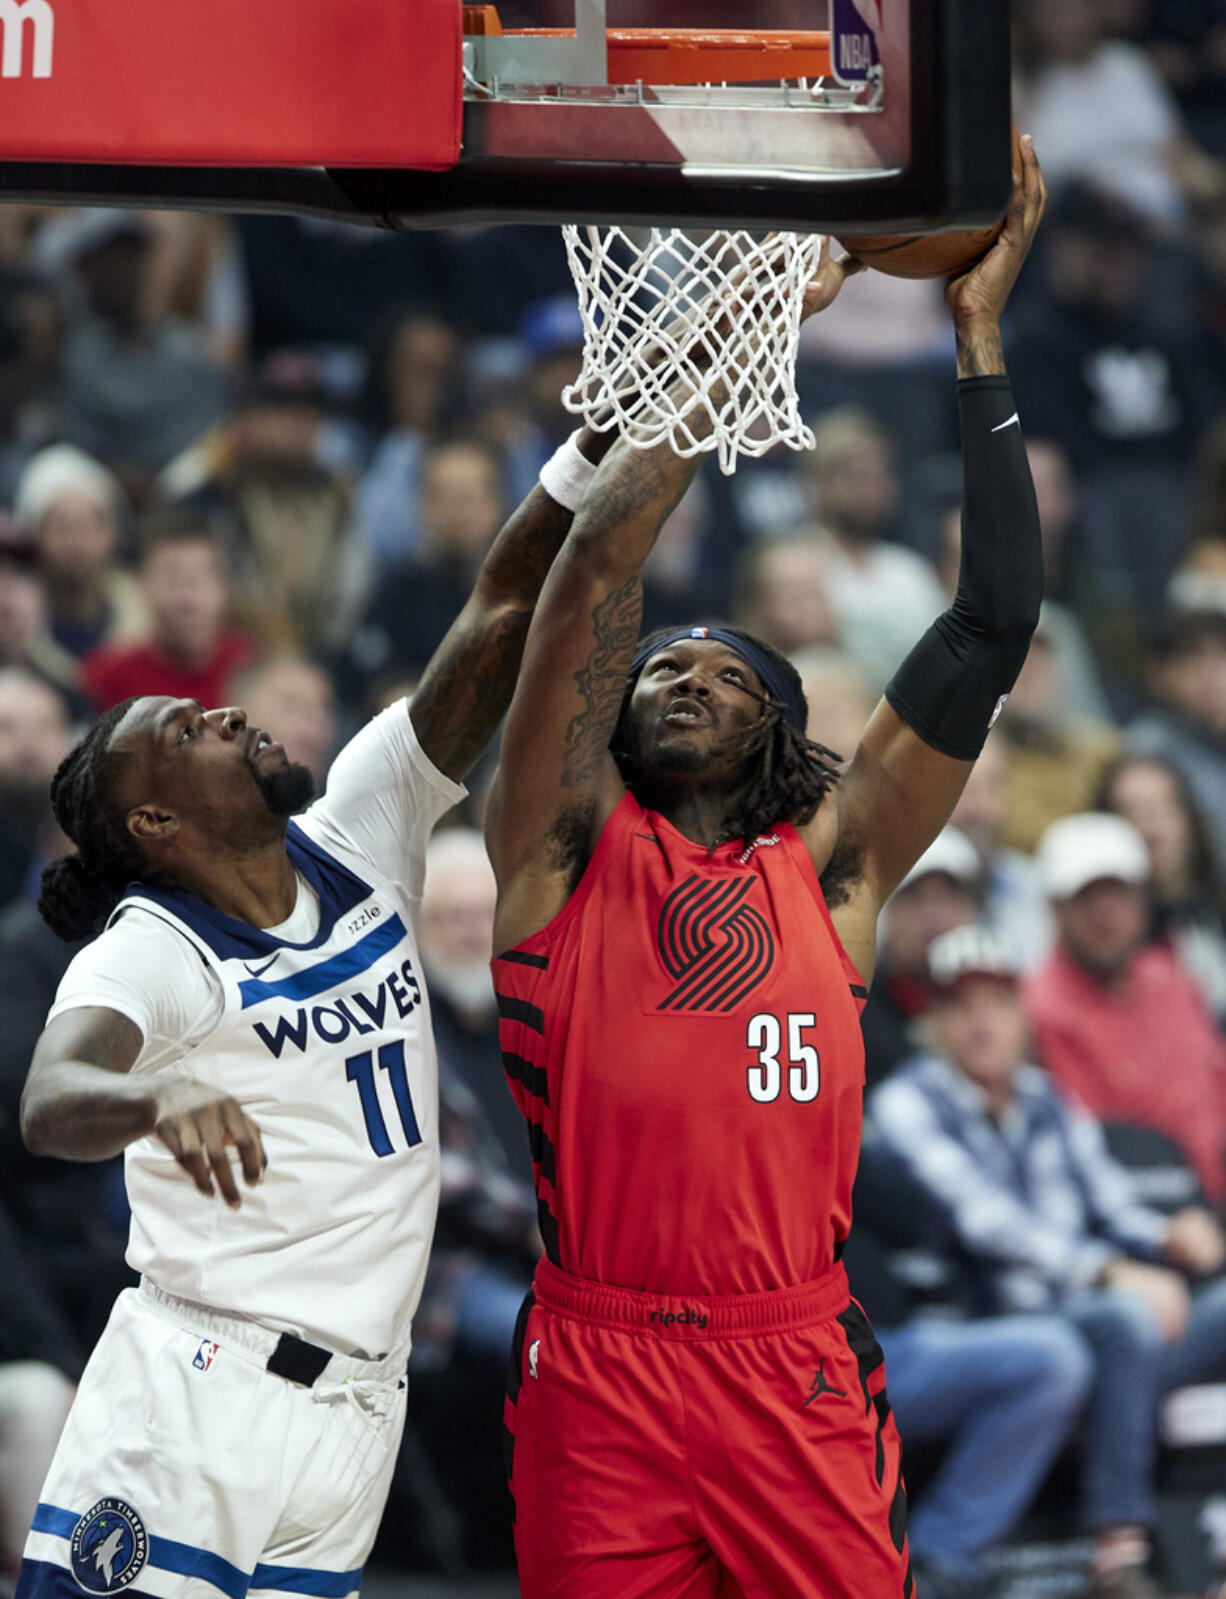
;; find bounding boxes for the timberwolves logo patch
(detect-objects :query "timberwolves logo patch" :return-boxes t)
[656,873,775,1012]
[70,1499,148,1593]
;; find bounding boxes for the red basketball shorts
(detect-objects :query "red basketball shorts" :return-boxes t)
[503,1257,912,1599]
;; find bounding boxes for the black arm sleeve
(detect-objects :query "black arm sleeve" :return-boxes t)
[884,375,1043,761]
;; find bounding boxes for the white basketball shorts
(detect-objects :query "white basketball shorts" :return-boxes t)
[16,1282,407,1599]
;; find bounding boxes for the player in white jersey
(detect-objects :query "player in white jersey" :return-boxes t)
[12,422,614,1599]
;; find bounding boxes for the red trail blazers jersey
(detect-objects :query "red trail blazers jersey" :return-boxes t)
[494,792,868,1295]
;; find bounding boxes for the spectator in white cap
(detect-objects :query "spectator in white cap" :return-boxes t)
[872,920,1226,1599]
[860,825,980,1085]
[1098,752,1226,1030]
[1027,812,1226,1205]
[13,444,147,671]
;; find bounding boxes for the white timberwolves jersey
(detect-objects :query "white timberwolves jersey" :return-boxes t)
[48,704,465,1359]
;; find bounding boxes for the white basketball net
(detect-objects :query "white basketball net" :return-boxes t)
[561,225,824,475]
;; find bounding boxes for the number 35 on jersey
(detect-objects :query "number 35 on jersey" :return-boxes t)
[746,1012,820,1104]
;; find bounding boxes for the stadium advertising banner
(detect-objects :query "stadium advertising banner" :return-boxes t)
[0,0,462,168]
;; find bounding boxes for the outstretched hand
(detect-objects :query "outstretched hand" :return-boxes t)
[945,133,1047,329]
[155,1077,266,1208]
[801,237,864,322]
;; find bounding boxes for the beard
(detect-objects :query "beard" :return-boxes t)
[623,714,723,779]
[251,757,317,816]
[1066,939,1133,984]
[642,736,715,774]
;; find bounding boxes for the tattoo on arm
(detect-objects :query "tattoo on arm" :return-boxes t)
[597,442,704,535]
[955,323,1006,379]
[550,435,699,792]
[412,489,579,777]
[410,607,528,778]
[561,576,641,789]
[479,488,575,608]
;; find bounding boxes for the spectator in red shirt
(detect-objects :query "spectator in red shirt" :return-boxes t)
[79,507,255,715]
[1026,811,1226,1202]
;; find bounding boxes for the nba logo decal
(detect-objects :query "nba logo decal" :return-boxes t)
[70,1499,148,1593]
[192,1339,219,1372]
[830,0,881,86]
[528,1339,540,1380]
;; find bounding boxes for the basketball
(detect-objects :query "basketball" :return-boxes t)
[836,126,1023,280]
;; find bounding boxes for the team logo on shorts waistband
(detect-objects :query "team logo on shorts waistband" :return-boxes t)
[70,1498,148,1593]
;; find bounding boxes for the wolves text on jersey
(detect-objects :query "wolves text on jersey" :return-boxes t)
[252,955,421,1057]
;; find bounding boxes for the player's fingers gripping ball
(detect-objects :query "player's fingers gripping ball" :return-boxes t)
[835,126,1025,279]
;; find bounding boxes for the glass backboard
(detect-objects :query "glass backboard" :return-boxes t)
[0,0,1011,236]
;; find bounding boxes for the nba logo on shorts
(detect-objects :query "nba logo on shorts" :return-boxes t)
[192,1339,219,1372]
[528,1339,540,1379]
[69,1499,148,1593]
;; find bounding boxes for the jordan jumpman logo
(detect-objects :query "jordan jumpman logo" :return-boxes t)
[804,1359,848,1405]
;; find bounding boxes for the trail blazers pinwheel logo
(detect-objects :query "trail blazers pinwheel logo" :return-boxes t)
[656,875,775,1013]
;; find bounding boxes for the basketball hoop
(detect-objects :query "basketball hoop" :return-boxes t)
[561,225,822,475]
[461,11,834,86]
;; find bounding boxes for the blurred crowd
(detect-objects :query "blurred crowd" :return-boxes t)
[4,0,1226,1591]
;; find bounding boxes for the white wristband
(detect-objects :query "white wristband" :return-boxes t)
[539,429,598,513]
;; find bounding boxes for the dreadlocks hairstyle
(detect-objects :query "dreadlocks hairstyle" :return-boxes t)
[612,626,844,847]
[39,699,149,943]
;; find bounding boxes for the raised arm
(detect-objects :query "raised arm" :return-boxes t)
[484,429,703,946]
[408,425,617,782]
[23,1007,265,1207]
[487,247,859,949]
[815,138,1049,981]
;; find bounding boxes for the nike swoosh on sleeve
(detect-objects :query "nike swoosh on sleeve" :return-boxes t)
[990,412,1020,433]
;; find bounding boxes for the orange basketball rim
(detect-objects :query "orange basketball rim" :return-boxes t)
[461,5,833,85]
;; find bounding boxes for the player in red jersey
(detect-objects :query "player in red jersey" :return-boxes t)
[488,142,1048,1599]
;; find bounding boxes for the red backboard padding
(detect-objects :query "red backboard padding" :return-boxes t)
[0,0,462,169]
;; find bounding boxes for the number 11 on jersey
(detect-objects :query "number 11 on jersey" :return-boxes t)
[746,1013,820,1103]
[346,1040,423,1155]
